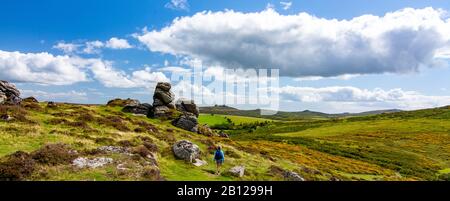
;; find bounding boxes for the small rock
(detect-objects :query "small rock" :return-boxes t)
[172,140,201,162]
[47,101,57,108]
[116,163,130,171]
[72,157,113,169]
[193,159,207,167]
[329,176,341,181]
[97,146,130,155]
[229,166,245,177]
[0,114,12,121]
[219,131,229,138]
[283,171,305,181]
[197,124,215,136]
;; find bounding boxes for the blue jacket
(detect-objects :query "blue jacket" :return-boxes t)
[214,150,224,161]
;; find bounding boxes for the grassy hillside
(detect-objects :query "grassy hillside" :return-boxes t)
[199,105,401,120]
[228,106,450,180]
[0,102,448,181]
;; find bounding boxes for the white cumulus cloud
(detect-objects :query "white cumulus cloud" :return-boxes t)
[105,37,133,49]
[0,50,88,85]
[165,0,189,11]
[0,50,168,88]
[280,1,292,10]
[136,7,450,78]
[271,86,450,110]
[21,89,88,102]
[53,42,81,54]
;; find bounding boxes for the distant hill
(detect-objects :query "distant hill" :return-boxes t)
[199,105,402,120]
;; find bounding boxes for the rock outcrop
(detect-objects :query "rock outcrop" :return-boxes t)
[172,140,200,162]
[172,98,207,133]
[149,82,176,118]
[22,97,38,103]
[229,166,245,177]
[122,103,152,115]
[172,113,199,132]
[0,80,21,105]
[107,98,140,107]
[176,98,199,117]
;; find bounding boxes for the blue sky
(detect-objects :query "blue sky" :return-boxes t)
[1,0,450,113]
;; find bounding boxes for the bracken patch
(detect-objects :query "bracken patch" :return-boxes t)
[0,151,36,181]
[31,143,78,165]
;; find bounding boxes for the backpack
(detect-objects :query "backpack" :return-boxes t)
[214,150,224,160]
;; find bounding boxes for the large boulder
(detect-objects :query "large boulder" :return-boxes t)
[172,140,201,162]
[0,80,21,105]
[122,103,152,115]
[172,114,198,132]
[149,82,177,118]
[153,82,175,105]
[107,98,140,107]
[176,98,199,117]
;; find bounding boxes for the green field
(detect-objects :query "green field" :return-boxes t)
[198,114,272,126]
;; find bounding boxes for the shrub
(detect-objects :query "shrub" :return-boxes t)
[67,121,92,131]
[76,113,95,122]
[118,140,137,147]
[95,137,116,145]
[97,116,130,132]
[0,151,36,181]
[438,173,450,181]
[132,145,152,158]
[0,105,36,124]
[21,102,42,111]
[143,142,158,153]
[141,167,164,181]
[47,118,68,125]
[31,143,78,165]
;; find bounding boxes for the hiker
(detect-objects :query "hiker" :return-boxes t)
[214,145,225,175]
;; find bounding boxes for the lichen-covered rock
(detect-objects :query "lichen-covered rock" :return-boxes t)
[172,114,198,132]
[229,166,245,177]
[149,82,178,118]
[0,92,6,104]
[283,171,305,181]
[197,124,215,136]
[47,101,57,108]
[153,82,175,105]
[0,80,21,105]
[97,146,130,155]
[176,98,199,117]
[122,103,152,115]
[72,157,113,169]
[172,140,201,162]
[107,98,140,107]
[193,159,207,167]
